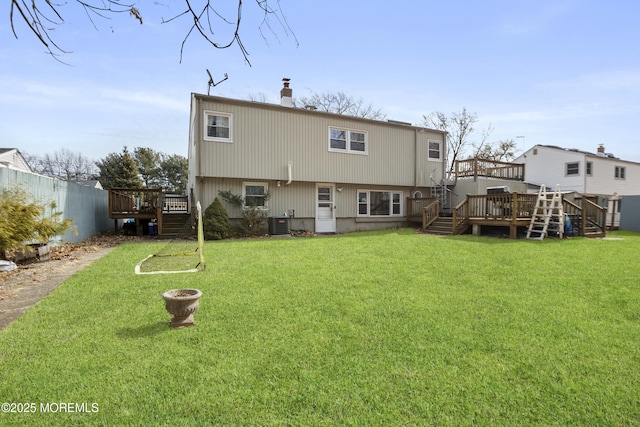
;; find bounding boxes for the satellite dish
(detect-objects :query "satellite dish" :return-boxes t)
[206,69,228,95]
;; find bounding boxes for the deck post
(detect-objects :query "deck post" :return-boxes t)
[511,193,519,239]
[156,205,163,236]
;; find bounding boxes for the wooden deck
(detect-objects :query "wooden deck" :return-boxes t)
[454,158,525,182]
[407,193,607,239]
[108,188,191,236]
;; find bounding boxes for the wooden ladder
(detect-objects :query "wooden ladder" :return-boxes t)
[526,185,564,240]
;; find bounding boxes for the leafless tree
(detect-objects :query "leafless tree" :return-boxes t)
[422,108,478,176]
[28,149,97,181]
[473,139,518,162]
[10,0,296,64]
[295,91,387,120]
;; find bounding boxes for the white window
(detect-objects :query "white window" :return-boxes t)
[204,111,232,142]
[615,166,626,179]
[566,162,579,176]
[586,162,593,176]
[357,190,403,217]
[428,140,442,160]
[329,127,368,154]
[243,182,268,208]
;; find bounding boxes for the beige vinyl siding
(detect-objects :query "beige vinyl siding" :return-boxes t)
[197,178,421,223]
[197,178,318,219]
[193,95,445,187]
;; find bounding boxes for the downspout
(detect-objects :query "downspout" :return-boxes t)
[285,161,292,185]
[444,131,449,210]
[414,129,419,189]
[583,154,587,194]
[191,94,203,203]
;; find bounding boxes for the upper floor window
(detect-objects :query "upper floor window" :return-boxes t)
[329,127,367,154]
[615,166,626,180]
[357,190,403,217]
[243,182,268,208]
[428,140,442,160]
[586,162,593,176]
[204,111,232,142]
[566,162,579,176]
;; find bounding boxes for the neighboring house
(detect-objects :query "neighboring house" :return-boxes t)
[514,144,640,227]
[73,180,104,190]
[187,80,447,234]
[0,148,33,173]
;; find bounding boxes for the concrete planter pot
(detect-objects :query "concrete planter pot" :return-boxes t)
[162,289,202,328]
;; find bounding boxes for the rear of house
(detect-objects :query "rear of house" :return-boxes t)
[187,87,446,234]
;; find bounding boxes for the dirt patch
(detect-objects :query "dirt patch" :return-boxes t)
[0,235,141,331]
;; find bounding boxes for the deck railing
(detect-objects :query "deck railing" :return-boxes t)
[163,195,189,213]
[465,193,537,220]
[108,188,163,216]
[452,199,469,234]
[422,199,440,229]
[455,158,525,182]
[563,198,607,236]
[583,199,607,237]
[414,191,606,238]
[407,197,438,219]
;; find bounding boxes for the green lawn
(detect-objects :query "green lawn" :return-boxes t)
[1,229,639,426]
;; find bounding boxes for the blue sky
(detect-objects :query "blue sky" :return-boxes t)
[2,0,640,163]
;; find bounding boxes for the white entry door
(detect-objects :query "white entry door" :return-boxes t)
[315,184,336,233]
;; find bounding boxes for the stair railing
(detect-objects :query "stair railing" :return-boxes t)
[452,198,469,234]
[583,199,607,237]
[422,199,440,229]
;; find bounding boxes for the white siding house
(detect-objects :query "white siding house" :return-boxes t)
[514,144,640,227]
[0,148,32,173]
[187,83,447,234]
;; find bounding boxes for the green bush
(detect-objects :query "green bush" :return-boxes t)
[218,190,270,236]
[0,186,74,259]
[203,197,233,240]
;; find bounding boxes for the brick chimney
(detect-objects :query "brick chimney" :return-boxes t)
[597,144,605,156]
[280,78,293,107]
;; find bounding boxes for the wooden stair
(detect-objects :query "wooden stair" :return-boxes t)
[424,217,454,235]
[160,213,193,239]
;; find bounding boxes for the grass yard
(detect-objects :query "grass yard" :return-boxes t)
[1,229,639,426]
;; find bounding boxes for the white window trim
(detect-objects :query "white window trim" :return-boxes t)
[614,166,626,180]
[204,110,233,143]
[428,140,442,161]
[357,189,403,217]
[586,161,593,176]
[242,182,269,209]
[329,127,368,155]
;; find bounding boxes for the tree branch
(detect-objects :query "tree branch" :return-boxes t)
[11,1,296,64]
